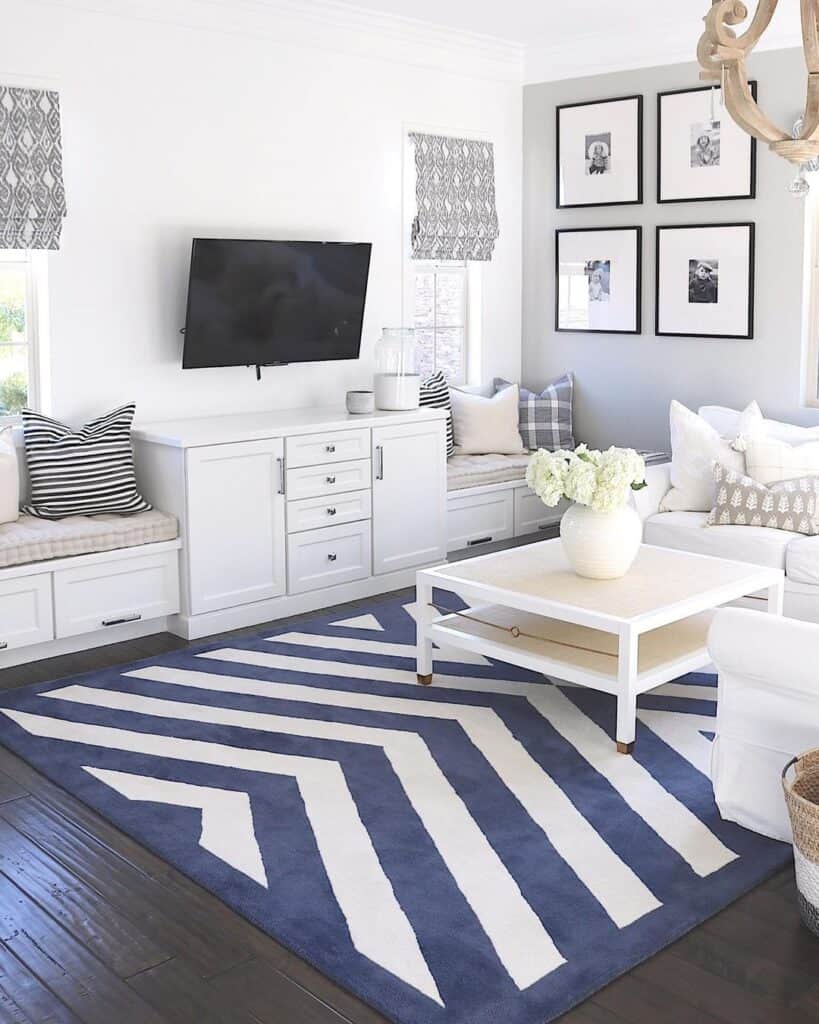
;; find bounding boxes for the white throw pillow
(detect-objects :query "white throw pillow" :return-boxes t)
[450,385,526,456]
[699,404,819,445]
[745,437,819,486]
[0,427,20,525]
[661,400,763,513]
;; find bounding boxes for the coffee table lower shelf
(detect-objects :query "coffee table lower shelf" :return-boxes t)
[420,605,716,753]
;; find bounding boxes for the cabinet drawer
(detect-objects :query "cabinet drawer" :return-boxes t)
[287,521,372,595]
[286,428,369,469]
[0,573,54,651]
[54,551,180,638]
[287,489,372,534]
[447,489,514,553]
[514,490,568,536]
[286,459,370,501]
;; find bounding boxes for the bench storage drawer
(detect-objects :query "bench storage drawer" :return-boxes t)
[514,489,567,536]
[53,551,180,638]
[0,574,54,651]
[285,429,370,469]
[287,520,372,595]
[447,489,514,553]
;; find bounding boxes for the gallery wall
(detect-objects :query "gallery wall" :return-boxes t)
[0,0,523,424]
[523,48,815,451]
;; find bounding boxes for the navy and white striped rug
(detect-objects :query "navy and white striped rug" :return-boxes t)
[0,595,790,1024]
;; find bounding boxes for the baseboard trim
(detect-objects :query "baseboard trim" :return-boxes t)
[0,617,171,669]
[171,563,440,640]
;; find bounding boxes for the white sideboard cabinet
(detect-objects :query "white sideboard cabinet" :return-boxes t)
[134,407,448,639]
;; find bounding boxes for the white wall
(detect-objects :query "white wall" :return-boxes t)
[0,0,522,425]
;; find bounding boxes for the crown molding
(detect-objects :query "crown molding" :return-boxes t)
[524,16,803,85]
[35,0,524,83]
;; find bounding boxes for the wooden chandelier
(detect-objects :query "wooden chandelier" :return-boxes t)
[698,0,819,166]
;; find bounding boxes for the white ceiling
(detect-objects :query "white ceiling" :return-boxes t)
[337,0,802,81]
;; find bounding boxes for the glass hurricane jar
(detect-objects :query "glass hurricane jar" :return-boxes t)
[373,328,420,411]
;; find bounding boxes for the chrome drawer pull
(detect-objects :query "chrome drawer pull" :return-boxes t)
[326,475,336,484]
[0,641,7,651]
[326,444,336,453]
[327,553,338,562]
[468,536,493,547]
[327,507,337,516]
[102,613,143,627]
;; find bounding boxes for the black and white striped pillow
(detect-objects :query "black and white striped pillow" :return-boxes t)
[419,371,454,457]
[21,404,152,520]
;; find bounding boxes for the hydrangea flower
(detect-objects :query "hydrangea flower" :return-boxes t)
[526,446,646,513]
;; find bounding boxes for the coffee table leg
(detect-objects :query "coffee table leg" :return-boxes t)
[767,577,784,616]
[416,575,434,685]
[616,629,638,754]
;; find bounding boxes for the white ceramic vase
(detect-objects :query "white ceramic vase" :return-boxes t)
[559,501,642,580]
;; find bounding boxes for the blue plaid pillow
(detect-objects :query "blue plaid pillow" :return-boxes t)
[494,373,574,451]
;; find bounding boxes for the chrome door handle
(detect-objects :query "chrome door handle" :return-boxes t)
[327,507,337,516]
[0,641,7,651]
[327,553,337,562]
[375,445,384,481]
[326,444,336,453]
[326,475,336,484]
[102,613,143,627]
[277,457,286,495]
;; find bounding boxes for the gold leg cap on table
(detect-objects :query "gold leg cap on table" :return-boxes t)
[616,741,635,755]
[417,674,433,685]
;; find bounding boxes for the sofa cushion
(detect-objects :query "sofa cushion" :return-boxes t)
[643,510,793,569]
[419,372,454,458]
[0,509,178,569]
[699,404,819,445]
[745,437,819,487]
[786,535,819,586]
[449,386,526,456]
[494,373,574,451]
[447,454,531,492]
[0,426,18,525]
[707,462,819,535]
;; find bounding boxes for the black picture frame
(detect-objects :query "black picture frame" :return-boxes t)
[657,83,757,204]
[555,94,644,209]
[555,225,643,335]
[655,222,755,340]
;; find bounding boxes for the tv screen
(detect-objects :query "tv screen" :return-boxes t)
[182,239,372,369]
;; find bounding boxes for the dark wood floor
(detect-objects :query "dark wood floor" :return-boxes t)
[0,596,816,1024]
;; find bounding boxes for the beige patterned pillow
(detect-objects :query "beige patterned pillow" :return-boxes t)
[707,462,819,535]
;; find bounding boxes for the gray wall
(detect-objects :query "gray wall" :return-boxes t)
[523,48,814,452]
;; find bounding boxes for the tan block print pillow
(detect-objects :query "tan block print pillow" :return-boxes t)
[707,462,819,535]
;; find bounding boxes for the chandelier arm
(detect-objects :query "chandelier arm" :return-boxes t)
[802,0,819,73]
[698,0,779,79]
[722,62,790,144]
[801,73,819,139]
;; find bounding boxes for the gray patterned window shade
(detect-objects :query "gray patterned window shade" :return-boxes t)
[0,87,67,250]
[409,133,499,262]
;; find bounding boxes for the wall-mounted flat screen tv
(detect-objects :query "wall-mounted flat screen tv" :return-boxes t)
[182,238,372,371]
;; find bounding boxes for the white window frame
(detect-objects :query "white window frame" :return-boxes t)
[0,249,49,422]
[402,127,482,385]
[409,259,471,384]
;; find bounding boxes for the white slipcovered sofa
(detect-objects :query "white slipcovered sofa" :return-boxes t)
[708,607,819,842]
[633,406,819,623]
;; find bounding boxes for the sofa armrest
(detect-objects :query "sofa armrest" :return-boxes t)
[708,607,819,697]
[629,462,671,522]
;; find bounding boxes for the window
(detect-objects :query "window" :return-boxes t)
[0,251,45,419]
[411,261,468,382]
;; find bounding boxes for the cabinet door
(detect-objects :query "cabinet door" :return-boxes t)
[372,419,447,575]
[186,439,285,615]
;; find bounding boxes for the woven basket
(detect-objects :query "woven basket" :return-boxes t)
[782,750,819,937]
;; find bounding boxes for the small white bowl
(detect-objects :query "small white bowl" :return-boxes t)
[346,390,375,415]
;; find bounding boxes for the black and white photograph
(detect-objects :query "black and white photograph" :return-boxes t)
[556,227,641,334]
[690,122,720,168]
[657,224,754,338]
[658,84,756,202]
[586,259,611,301]
[556,95,642,208]
[585,133,611,175]
[688,259,719,303]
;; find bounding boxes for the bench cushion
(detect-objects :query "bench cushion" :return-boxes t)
[0,509,178,569]
[447,453,531,492]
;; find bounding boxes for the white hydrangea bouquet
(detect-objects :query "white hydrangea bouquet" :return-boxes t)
[527,446,648,579]
[526,445,647,512]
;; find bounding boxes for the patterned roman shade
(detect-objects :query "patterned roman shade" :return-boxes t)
[0,86,67,250]
[409,133,499,262]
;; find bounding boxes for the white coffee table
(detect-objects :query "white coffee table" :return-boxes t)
[415,540,784,754]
